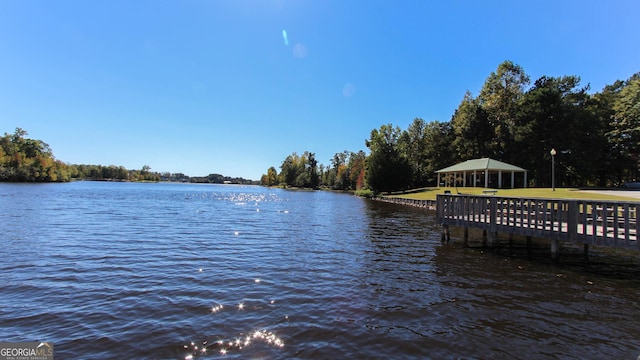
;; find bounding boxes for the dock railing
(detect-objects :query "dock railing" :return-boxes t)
[373,196,436,209]
[436,194,639,250]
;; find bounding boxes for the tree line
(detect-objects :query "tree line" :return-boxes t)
[260,150,367,191]
[262,60,639,193]
[0,129,169,183]
[190,173,256,184]
[0,128,255,184]
[0,129,168,182]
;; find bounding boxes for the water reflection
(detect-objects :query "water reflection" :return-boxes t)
[431,223,640,358]
[361,199,640,359]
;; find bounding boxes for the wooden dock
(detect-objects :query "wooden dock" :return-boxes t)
[435,194,639,258]
[373,196,436,209]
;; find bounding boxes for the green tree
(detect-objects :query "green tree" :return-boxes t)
[608,73,640,181]
[279,153,298,186]
[423,121,455,184]
[399,118,427,187]
[365,124,412,193]
[451,91,492,160]
[318,164,328,187]
[515,75,597,186]
[277,151,319,188]
[266,166,278,186]
[305,151,319,189]
[591,79,626,185]
[478,60,530,161]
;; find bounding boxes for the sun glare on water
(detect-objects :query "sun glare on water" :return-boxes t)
[183,283,284,358]
[182,327,284,358]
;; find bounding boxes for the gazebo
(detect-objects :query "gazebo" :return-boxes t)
[436,158,527,189]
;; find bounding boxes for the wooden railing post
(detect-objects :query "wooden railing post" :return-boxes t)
[567,200,578,243]
[636,203,640,250]
[635,203,640,250]
[488,197,498,246]
[435,195,439,223]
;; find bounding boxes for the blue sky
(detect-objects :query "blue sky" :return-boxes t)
[1,0,638,180]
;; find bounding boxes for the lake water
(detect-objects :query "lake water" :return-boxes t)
[0,182,639,359]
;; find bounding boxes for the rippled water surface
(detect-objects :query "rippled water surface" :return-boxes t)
[1,182,639,359]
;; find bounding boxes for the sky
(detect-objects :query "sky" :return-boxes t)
[1,0,639,180]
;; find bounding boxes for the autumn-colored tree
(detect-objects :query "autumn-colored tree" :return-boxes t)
[0,128,71,182]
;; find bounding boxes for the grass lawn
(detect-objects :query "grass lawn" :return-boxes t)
[388,187,640,202]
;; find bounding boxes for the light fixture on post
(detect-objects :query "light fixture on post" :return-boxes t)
[550,148,557,191]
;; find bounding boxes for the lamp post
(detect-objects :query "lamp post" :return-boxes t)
[550,148,556,191]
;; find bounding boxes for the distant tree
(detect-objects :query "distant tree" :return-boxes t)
[365,124,412,193]
[276,151,319,188]
[399,118,443,187]
[451,91,492,160]
[423,121,455,184]
[306,151,319,189]
[117,166,128,180]
[279,153,299,186]
[336,163,349,189]
[325,151,347,189]
[348,150,367,190]
[318,164,328,187]
[261,166,278,186]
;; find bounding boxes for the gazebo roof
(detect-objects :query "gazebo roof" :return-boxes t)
[436,158,526,173]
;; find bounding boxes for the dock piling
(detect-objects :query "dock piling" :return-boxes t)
[463,227,469,247]
[551,238,559,260]
[441,224,450,243]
